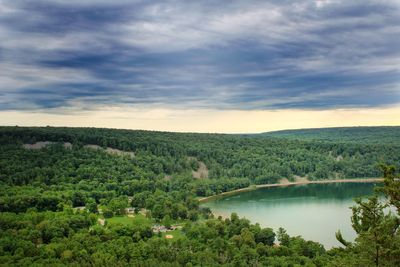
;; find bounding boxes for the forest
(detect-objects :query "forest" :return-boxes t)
[264,126,400,144]
[0,126,399,266]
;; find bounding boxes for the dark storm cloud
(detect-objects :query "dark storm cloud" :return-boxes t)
[0,0,399,111]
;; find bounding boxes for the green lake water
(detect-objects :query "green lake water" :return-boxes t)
[202,182,380,248]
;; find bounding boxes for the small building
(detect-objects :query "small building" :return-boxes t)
[125,207,135,214]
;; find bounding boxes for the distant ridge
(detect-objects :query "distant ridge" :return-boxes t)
[262,126,400,144]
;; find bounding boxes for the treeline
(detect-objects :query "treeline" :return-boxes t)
[264,126,400,144]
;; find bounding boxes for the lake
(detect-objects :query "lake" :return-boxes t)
[202,182,381,248]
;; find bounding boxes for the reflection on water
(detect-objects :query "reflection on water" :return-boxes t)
[202,182,380,248]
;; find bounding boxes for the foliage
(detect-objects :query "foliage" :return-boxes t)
[264,126,400,145]
[2,126,399,189]
[0,126,399,266]
[328,166,400,267]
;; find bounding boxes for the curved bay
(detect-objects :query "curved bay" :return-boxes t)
[202,182,380,248]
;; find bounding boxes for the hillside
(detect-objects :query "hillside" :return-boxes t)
[263,126,400,144]
[1,126,399,195]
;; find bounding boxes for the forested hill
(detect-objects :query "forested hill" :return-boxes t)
[262,126,400,144]
[1,126,399,195]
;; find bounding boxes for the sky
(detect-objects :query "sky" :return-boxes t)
[0,0,399,133]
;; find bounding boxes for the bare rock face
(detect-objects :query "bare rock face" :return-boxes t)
[105,147,135,158]
[23,142,135,158]
[23,141,73,150]
[188,157,209,179]
[84,144,135,158]
[23,141,54,149]
[83,144,102,150]
[63,142,73,149]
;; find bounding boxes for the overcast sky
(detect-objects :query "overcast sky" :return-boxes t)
[0,0,399,132]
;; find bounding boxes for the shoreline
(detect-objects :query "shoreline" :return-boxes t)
[198,178,384,203]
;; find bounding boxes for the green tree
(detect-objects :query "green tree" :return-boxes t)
[255,227,275,246]
[85,198,98,214]
[103,208,113,218]
[108,197,127,215]
[331,165,400,267]
[380,165,400,211]
[162,215,172,229]
[277,227,290,246]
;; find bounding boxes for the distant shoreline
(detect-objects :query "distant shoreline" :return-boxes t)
[198,178,384,203]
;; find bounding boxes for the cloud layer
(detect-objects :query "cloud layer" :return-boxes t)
[1,0,399,111]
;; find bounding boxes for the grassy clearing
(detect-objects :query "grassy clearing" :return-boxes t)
[106,215,185,239]
[106,214,152,226]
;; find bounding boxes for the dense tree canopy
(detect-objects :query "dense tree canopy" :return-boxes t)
[0,126,399,266]
[264,126,400,145]
[1,126,399,190]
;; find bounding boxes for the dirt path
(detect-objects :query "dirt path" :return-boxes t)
[198,178,384,203]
